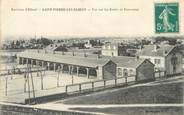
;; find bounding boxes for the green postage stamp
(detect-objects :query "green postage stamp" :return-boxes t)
[155,3,179,33]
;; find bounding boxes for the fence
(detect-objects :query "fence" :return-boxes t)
[65,76,136,94]
[0,67,46,76]
[65,71,168,94]
[154,70,166,78]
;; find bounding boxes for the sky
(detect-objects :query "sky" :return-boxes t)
[1,0,184,41]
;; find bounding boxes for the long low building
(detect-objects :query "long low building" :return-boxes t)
[17,51,117,80]
[17,50,155,82]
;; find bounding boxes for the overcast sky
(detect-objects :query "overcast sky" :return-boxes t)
[1,0,184,41]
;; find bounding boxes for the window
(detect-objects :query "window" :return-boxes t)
[129,69,134,75]
[117,68,122,76]
[102,46,106,49]
[154,59,161,64]
[112,52,114,56]
[123,69,128,76]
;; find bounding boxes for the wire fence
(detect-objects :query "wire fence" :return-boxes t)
[0,67,46,76]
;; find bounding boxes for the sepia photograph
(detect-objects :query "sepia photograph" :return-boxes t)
[0,0,184,115]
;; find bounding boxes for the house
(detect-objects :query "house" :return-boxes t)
[101,43,125,56]
[138,44,182,76]
[84,40,93,48]
[108,56,155,82]
[177,44,184,71]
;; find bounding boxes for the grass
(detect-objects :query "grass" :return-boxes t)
[60,81,184,104]
[70,106,183,115]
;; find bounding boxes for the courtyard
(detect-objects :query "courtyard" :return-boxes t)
[0,70,98,104]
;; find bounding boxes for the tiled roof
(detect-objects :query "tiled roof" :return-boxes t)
[102,56,146,68]
[103,43,119,47]
[17,50,151,69]
[138,45,175,57]
[17,51,111,68]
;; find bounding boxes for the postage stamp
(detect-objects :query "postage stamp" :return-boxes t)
[155,3,179,33]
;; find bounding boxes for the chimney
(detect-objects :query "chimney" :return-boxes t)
[163,50,168,55]
[136,55,139,61]
[138,45,143,52]
[97,53,101,59]
[154,45,159,52]
[72,51,75,56]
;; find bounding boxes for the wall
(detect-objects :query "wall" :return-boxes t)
[116,67,136,77]
[97,66,103,79]
[102,49,118,56]
[103,61,117,79]
[101,45,118,56]
[139,55,165,70]
[165,52,183,75]
[136,60,155,81]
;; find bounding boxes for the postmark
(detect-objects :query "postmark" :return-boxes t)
[155,3,179,33]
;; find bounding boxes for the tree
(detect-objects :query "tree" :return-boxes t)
[10,41,15,49]
[40,38,53,46]
[16,40,20,47]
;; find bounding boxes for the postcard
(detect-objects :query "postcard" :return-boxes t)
[0,0,184,115]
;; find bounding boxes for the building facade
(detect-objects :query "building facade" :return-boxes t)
[101,43,125,56]
[108,56,155,82]
[138,45,182,75]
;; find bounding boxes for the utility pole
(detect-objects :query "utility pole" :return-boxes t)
[30,67,36,102]
[40,69,43,90]
[71,66,74,84]
[25,64,36,104]
[5,76,8,96]
[57,66,61,87]
[27,68,31,103]
[24,73,27,92]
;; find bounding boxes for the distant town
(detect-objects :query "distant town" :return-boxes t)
[1,36,184,56]
[0,36,184,115]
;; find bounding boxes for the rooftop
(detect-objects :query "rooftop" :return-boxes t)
[17,50,149,69]
[102,56,146,68]
[17,51,111,68]
[138,45,175,57]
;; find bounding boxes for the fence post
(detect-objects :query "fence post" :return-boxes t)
[5,76,8,96]
[79,84,81,93]
[104,80,106,88]
[115,78,117,86]
[65,86,68,93]
[125,77,127,85]
[92,82,94,91]
[164,71,166,78]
